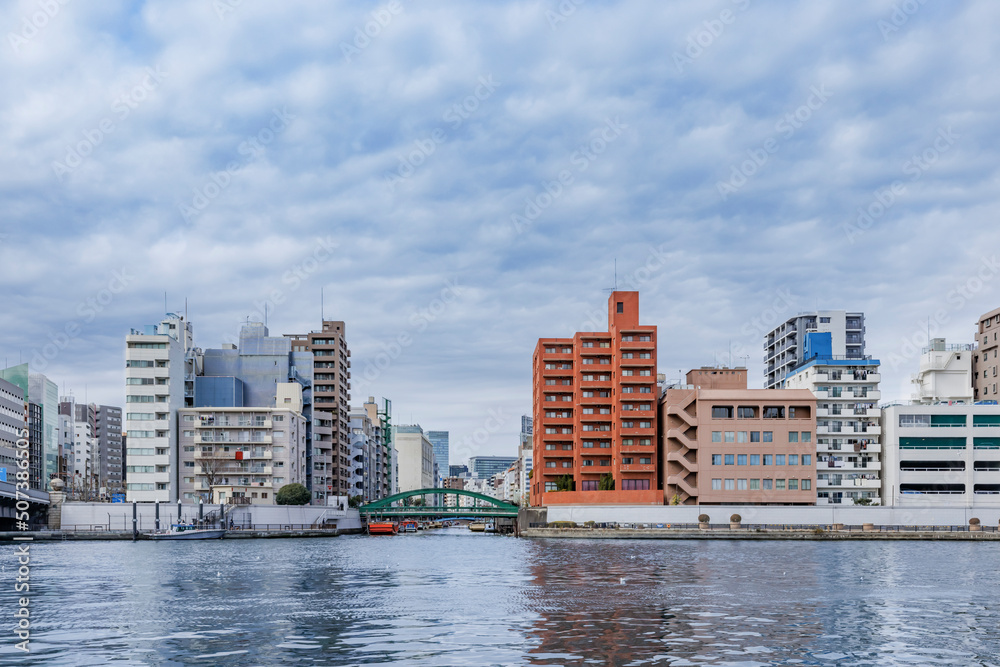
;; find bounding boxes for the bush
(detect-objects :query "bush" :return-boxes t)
[348,495,363,508]
[730,514,741,523]
[549,521,577,529]
[275,483,311,505]
[970,517,981,526]
[698,514,710,523]
[813,527,825,535]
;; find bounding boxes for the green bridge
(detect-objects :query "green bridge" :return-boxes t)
[359,488,519,519]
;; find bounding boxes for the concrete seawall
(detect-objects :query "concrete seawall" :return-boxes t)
[0,528,364,541]
[524,527,1000,541]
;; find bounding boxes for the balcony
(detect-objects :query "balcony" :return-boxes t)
[854,425,881,436]
[620,463,655,473]
[816,425,843,435]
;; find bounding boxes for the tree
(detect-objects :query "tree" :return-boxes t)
[348,495,363,508]
[555,474,574,492]
[276,483,311,505]
[598,473,615,491]
[669,493,681,505]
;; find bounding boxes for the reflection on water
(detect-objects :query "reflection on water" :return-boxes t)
[1,530,998,665]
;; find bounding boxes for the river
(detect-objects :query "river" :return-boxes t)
[1,528,998,665]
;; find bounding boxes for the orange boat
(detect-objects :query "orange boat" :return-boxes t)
[399,520,418,533]
[367,521,399,535]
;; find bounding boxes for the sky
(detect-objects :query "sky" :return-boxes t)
[2,0,999,466]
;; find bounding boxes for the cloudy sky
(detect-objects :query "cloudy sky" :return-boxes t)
[2,0,999,465]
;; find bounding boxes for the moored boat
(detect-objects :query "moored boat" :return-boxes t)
[149,524,226,540]
[367,521,399,535]
[400,520,418,533]
[469,522,486,532]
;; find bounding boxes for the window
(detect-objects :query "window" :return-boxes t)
[639,438,651,446]
[750,454,760,465]
[545,462,556,468]
[737,454,747,466]
[582,441,595,448]
[724,454,734,465]
[801,431,811,442]
[820,317,830,323]
[802,455,811,465]
[640,352,651,359]
[581,480,599,491]
[724,479,735,490]
[617,301,624,313]
[639,386,651,394]
[763,455,773,465]
[788,454,798,465]
[750,431,761,442]
[763,431,773,442]
[712,478,722,490]
[545,444,556,450]
[622,421,634,428]
[621,479,650,490]
[737,407,756,419]
[639,421,652,428]
[788,432,799,443]
[801,479,811,490]
[712,431,722,443]
[712,454,722,465]
[776,479,786,490]
[545,379,556,385]
[621,335,632,342]
[775,455,785,465]
[545,482,558,492]
[788,479,799,490]
[723,431,734,443]
[763,406,785,419]
[545,347,557,353]
[737,431,748,443]
[737,479,747,490]
[582,460,593,467]
[762,479,773,490]
[712,406,734,419]
[639,457,651,464]
[749,479,760,490]
[621,438,633,446]
[622,387,634,393]
[639,335,651,342]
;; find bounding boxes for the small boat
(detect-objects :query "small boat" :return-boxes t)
[400,520,418,533]
[469,522,486,532]
[367,521,399,535]
[149,524,226,540]
[484,522,497,533]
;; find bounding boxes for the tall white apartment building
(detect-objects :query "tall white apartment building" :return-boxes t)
[882,403,1000,506]
[125,313,195,502]
[783,331,882,505]
[764,311,866,389]
[177,383,307,505]
[393,424,434,493]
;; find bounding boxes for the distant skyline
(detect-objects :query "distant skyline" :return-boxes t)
[3,2,1000,462]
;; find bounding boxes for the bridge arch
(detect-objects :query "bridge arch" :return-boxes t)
[359,488,518,519]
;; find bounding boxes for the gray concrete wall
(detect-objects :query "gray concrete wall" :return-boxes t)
[544,504,1000,527]
[60,502,361,532]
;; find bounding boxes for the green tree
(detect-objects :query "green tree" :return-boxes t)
[275,483,311,505]
[598,473,615,491]
[348,495,363,508]
[555,474,575,492]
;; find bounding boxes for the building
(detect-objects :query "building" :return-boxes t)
[393,424,434,492]
[427,431,449,486]
[95,405,124,494]
[449,464,469,478]
[350,405,386,502]
[469,455,518,480]
[530,291,659,506]
[882,403,1000,506]
[442,476,465,507]
[363,396,393,499]
[973,307,1000,401]
[1,365,58,489]
[520,415,533,447]
[518,439,532,507]
[59,396,97,497]
[26,401,43,490]
[124,313,195,502]
[0,377,25,484]
[177,383,307,504]
[764,311,866,389]
[287,321,352,500]
[783,332,882,505]
[661,367,817,505]
[911,338,975,404]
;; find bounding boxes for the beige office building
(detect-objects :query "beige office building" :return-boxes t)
[660,368,817,505]
[973,307,1000,401]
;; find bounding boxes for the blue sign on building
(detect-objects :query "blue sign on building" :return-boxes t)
[0,468,6,483]
[111,493,126,503]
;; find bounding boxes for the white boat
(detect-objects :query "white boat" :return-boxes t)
[149,524,226,540]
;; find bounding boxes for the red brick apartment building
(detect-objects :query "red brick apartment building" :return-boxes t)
[530,291,660,506]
